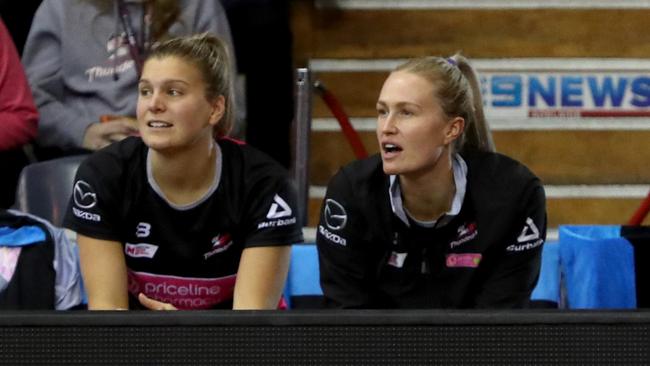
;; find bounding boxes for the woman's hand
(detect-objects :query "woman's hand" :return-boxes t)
[138,293,178,311]
[82,117,139,150]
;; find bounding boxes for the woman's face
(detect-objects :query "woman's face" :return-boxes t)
[136,56,224,152]
[376,70,463,177]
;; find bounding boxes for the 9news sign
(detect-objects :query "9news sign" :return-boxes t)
[477,59,650,119]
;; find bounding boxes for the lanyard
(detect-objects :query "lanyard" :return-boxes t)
[117,0,151,77]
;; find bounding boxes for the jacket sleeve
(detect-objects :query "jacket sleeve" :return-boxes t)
[241,173,303,248]
[62,151,124,242]
[316,169,375,308]
[0,20,38,151]
[21,0,91,148]
[473,179,547,308]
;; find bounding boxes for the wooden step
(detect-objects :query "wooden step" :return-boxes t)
[309,129,650,186]
[306,195,650,229]
[312,71,387,118]
[291,4,650,62]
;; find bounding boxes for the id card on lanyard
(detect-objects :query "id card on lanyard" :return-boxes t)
[117,0,151,77]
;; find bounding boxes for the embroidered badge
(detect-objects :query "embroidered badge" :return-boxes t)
[446,253,482,268]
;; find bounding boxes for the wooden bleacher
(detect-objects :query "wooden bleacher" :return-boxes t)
[290,1,650,233]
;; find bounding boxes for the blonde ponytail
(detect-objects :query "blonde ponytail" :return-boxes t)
[395,54,495,153]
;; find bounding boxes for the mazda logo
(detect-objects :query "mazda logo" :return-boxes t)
[73,180,98,209]
[324,199,347,231]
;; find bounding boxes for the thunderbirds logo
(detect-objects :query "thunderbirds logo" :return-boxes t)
[204,233,234,260]
[450,222,478,248]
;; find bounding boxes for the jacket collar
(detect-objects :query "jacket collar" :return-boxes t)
[388,153,467,228]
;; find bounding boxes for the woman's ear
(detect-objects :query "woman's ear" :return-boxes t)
[444,117,465,145]
[208,95,226,126]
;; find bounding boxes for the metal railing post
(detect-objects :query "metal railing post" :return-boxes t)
[291,68,312,226]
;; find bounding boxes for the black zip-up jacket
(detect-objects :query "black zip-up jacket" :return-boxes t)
[316,151,546,309]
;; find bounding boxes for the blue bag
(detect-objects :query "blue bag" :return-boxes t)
[559,225,637,309]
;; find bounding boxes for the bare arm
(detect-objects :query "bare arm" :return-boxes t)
[233,245,291,310]
[77,234,129,310]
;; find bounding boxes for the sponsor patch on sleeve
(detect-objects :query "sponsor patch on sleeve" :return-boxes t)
[324,199,347,231]
[507,217,544,252]
[318,225,347,246]
[257,194,297,229]
[71,180,102,222]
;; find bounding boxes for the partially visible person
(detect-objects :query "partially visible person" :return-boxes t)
[64,33,302,310]
[21,0,235,159]
[0,18,38,208]
[317,55,546,309]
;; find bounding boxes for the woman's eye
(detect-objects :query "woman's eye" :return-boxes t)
[139,88,152,96]
[400,110,413,116]
[168,89,183,96]
[377,108,387,117]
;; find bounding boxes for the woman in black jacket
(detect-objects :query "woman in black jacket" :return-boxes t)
[316,55,546,309]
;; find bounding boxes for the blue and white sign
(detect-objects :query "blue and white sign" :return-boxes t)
[481,60,650,119]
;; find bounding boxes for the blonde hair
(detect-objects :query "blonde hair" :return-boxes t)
[146,33,235,137]
[394,55,495,152]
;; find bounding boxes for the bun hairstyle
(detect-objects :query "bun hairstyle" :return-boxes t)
[146,33,235,138]
[394,55,495,153]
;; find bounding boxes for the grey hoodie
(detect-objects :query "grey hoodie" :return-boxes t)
[22,0,235,149]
